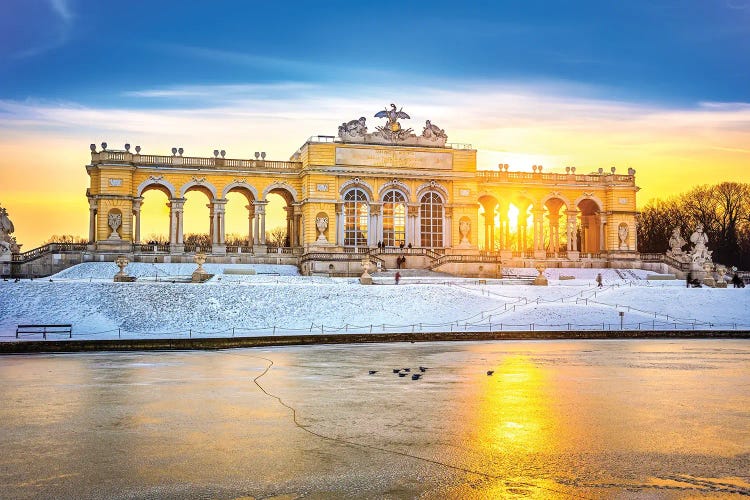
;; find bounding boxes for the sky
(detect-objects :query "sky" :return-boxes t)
[1,0,749,247]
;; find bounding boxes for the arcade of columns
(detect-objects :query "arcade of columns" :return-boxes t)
[85,108,639,260]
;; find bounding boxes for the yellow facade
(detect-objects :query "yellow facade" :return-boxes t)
[86,130,639,263]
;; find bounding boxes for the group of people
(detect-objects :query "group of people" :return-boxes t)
[376,241,412,250]
[396,255,407,269]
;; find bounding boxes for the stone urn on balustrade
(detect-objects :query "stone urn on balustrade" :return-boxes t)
[191,252,214,283]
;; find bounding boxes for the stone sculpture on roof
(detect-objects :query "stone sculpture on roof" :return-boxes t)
[337,104,448,147]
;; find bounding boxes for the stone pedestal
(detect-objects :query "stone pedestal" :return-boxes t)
[212,244,226,256]
[97,240,132,252]
[170,244,184,254]
[533,263,548,286]
[191,252,214,283]
[113,255,136,282]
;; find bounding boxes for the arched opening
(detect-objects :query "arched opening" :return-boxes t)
[508,200,533,254]
[182,186,213,250]
[225,187,255,247]
[382,189,407,247]
[344,188,369,248]
[478,195,498,251]
[577,199,602,253]
[420,192,444,248]
[265,188,296,247]
[139,185,171,243]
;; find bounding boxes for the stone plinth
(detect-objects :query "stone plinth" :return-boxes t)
[191,270,214,283]
[97,240,132,252]
[114,275,137,282]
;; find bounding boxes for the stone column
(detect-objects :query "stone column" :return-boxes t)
[284,207,292,246]
[292,204,302,247]
[211,199,227,253]
[88,198,98,243]
[565,209,579,259]
[253,201,268,245]
[169,198,185,252]
[335,202,344,246]
[444,207,452,249]
[517,213,527,254]
[599,214,607,252]
[132,197,143,243]
[408,205,420,247]
[208,203,216,245]
[532,209,546,258]
[548,212,560,255]
[246,204,255,246]
[369,203,382,247]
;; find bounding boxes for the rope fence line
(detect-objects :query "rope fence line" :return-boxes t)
[3,319,749,341]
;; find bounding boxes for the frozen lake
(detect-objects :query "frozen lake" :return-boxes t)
[1,340,749,498]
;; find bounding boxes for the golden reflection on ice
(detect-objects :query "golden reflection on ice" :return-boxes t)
[470,355,555,455]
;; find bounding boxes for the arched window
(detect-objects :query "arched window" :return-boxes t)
[382,190,406,247]
[344,188,369,247]
[420,192,443,248]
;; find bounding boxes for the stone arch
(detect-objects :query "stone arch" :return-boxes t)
[180,179,218,200]
[416,180,448,201]
[575,196,605,253]
[573,194,604,212]
[222,181,259,202]
[378,179,411,202]
[137,177,176,198]
[541,193,573,210]
[262,182,298,203]
[340,178,374,201]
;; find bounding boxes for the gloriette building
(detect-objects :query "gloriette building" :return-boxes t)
[12,105,641,277]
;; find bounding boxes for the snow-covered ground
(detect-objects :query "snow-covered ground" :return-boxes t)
[0,264,748,341]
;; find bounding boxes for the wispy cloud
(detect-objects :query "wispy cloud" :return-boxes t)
[14,0,74,58]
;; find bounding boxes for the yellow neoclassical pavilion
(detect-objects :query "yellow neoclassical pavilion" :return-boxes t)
[85,105,640,275]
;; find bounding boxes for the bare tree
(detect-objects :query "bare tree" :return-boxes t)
[266,227,287,247]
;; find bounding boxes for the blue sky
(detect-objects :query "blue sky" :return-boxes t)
[1,0,749,106]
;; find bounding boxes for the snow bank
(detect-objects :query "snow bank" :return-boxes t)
[1,264,748,341]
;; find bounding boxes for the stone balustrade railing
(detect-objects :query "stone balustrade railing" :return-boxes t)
[91,150,302,171]
[477,170,635,185]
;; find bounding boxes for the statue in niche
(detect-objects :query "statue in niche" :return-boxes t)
[689,223,712,265]
[667,227,687,259]
[108,212,122,240]
[0,204,20,255]
[338,117,368,139]
[618,223,629,250]
[459,218,471,245]
[316,216,329,242]
[421,120,447,142]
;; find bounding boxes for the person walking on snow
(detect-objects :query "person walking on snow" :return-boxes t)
[596,273,603,288]
[395,271,401,285]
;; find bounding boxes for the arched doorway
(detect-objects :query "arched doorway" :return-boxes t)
[382,189,407,247]
[343,188,370,248]
[224,186,256,247]
[420,192,444,248]
[577,199,603,253]
[138,185,172,244]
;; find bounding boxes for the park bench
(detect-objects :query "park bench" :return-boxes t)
[16,324,72,339]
